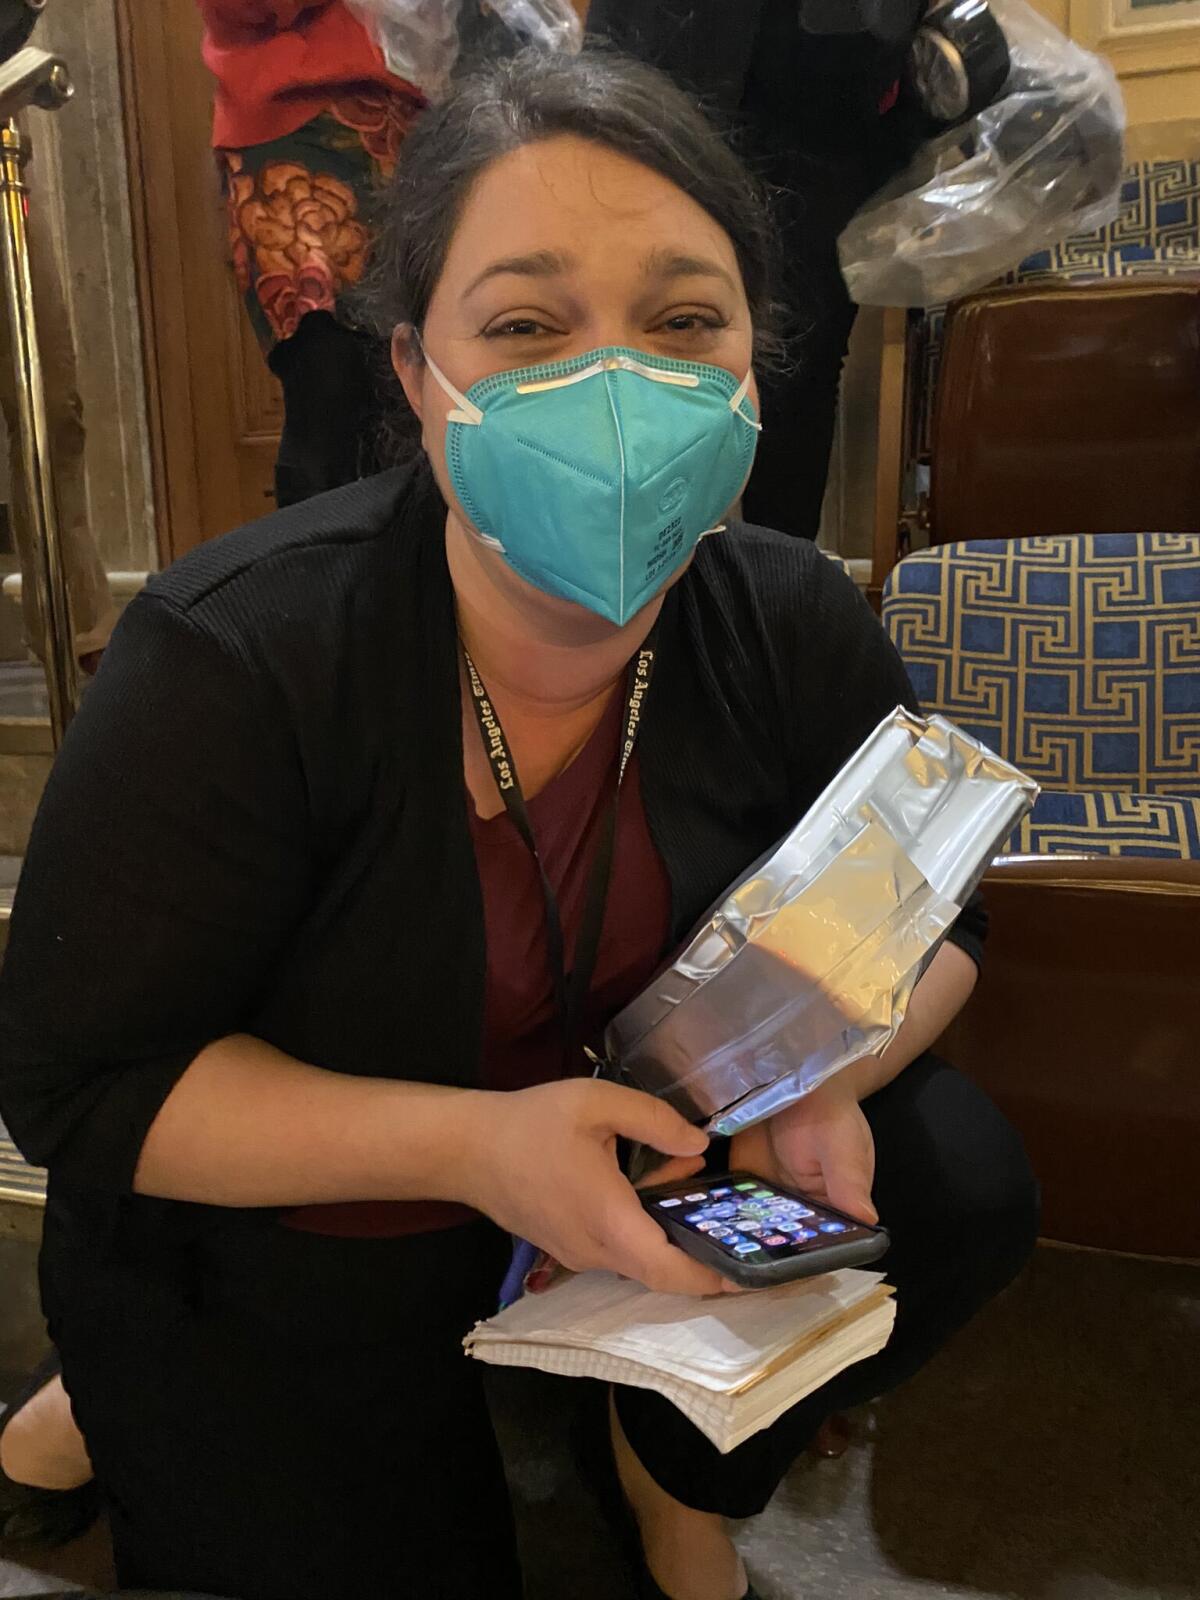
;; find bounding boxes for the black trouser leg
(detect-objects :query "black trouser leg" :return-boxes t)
[49,1219,522,1600]
[742,288,857,540]
[616,1055,1040,1517]
[742,194,860,541]
[742,143,912,540]
[267,310,386,509]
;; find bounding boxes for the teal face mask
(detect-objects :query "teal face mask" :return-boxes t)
[424,345,761,626]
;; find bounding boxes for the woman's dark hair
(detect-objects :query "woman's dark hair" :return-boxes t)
[361,45,784,454]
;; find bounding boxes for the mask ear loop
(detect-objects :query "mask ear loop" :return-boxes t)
[700,369,760,538]
[409,329,505,550]
[728,370,763,432]
[411,328,484,426]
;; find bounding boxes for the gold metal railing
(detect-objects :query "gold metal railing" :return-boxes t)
[0,1117,45,1207]
[0,44,76,747]
[0,40,74,1207]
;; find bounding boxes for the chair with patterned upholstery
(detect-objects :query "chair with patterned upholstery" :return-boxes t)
[877,159,1200,574]
[883,533,1200,1258]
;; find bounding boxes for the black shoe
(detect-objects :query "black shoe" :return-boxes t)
[0,1349,101,1547]
[571,1397,761,1600]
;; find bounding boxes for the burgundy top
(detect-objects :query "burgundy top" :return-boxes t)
[285,689,673,1237]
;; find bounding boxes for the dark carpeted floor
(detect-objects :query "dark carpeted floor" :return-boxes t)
[2,1243,1197,1599]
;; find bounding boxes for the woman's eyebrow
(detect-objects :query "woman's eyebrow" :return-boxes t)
[463,249,577,297]
[640,248,737,292]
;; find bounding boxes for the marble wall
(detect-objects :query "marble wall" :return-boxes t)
[1,0,156,579]
[0,4,154,842]
[0,753,51,856]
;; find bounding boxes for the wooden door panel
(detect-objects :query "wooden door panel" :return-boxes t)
[118,0,281,563]
[230,287,285,522]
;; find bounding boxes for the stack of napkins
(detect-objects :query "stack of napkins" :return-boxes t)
[465,1269,895,1453]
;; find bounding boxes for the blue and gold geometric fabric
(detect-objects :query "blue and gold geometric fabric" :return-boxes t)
[1017,159,1200,282]
[909,160,1200,464]
[883,534,1200,859]
[1011,791,1200,860]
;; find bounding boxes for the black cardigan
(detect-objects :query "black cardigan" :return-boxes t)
[0,465,981,1221]
[585,0,926,166]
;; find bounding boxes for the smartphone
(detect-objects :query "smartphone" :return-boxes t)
[642,1170,889,1288]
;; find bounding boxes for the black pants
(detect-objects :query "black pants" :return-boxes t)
[742,139,916,541]
[267,311,386,509]
[741,281,856,542]
[46,1056,1036,1599]
[740,170,854,541]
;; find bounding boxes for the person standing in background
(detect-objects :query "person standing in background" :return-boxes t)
[587,0,928,540]
[197,0,590,508]
[196,1,428,507]
[200,1,923,531]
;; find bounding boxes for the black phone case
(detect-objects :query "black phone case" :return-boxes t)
[642,1175,890,1288]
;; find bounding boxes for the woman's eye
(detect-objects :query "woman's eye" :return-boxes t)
[483,318,556,339]
[660,312,727,335]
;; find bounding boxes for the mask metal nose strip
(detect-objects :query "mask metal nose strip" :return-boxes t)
[515,355,703,396]
[515,360,606,396]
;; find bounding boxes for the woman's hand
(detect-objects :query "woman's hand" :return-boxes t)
[462,1079,733,1297]
[730,1077,878,1226]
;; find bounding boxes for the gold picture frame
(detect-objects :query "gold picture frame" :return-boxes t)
[1114,1,1200,21]
[1072,0,1200,76]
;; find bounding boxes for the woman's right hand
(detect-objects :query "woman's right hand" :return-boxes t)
[461,1079,732,1297]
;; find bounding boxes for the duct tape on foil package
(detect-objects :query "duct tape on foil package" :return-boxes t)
[605,709,1038,1137]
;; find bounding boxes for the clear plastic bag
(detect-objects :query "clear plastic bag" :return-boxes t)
[838,0,1126,307]
[488,0,583,53]
[347,0,582,101]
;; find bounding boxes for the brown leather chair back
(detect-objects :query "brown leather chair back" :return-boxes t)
[929,279,1200,544]
[940,857,1200,1258]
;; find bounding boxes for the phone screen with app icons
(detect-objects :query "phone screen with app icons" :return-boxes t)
[650,1175,877,1267]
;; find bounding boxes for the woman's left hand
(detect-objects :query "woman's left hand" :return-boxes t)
[729,1077,878,1226]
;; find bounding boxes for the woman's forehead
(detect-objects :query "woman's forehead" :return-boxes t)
[440,136,743,290]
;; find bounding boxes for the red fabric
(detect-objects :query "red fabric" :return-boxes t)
[196,0,417,149]
[285,689,673,1238]
[878,77,901,115]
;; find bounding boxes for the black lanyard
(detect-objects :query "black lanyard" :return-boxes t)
[461,630,658,1067]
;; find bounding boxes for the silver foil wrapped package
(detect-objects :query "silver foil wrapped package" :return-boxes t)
[605,709,1038,1137]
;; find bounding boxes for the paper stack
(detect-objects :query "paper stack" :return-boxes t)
[465,1268,895,1453]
